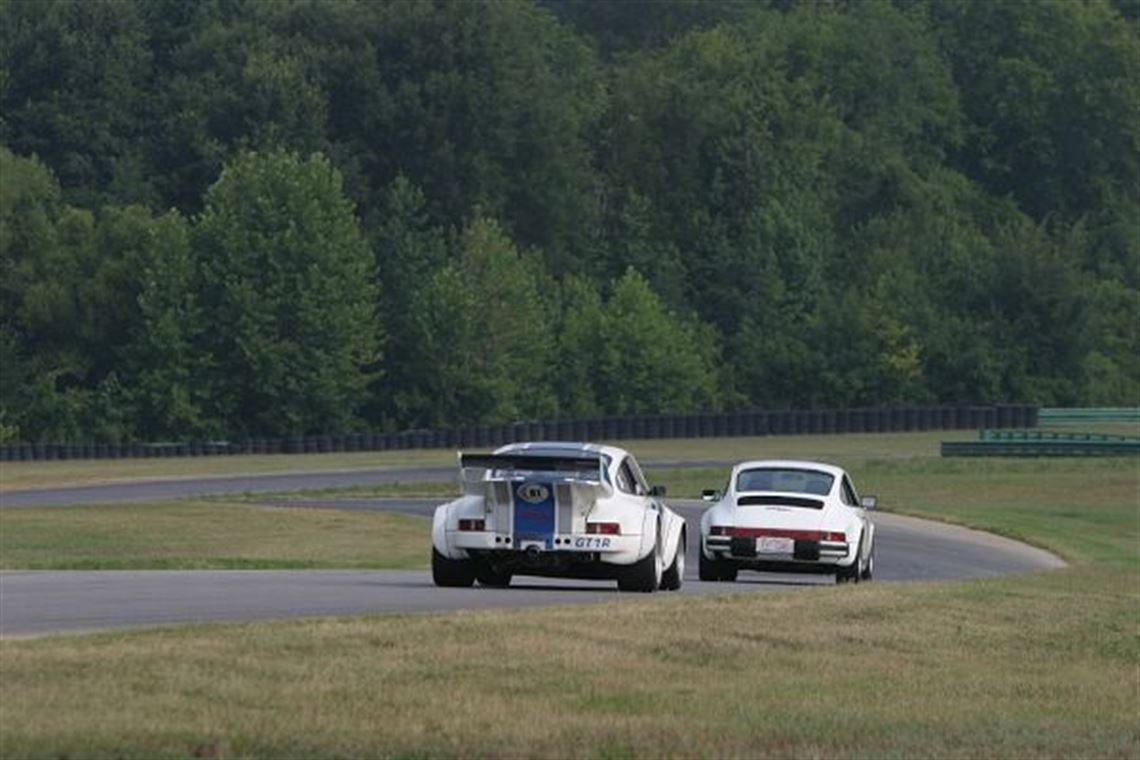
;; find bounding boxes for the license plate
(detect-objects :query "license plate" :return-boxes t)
[757,537,794,555]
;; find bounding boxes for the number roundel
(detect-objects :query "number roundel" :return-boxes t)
[517,483,550,504]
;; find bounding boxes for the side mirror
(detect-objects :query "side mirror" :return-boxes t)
[701,489,722,502]
[649,485,667,497]
[860,495,877,511]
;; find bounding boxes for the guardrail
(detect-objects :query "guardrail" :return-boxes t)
[1038,407,1140,424]
[942,427,1140,457]
[0,403,1037,462]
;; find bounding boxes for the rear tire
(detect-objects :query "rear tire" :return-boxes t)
[660,533,685,591]
[699,548,737,582]
[475,563,512,588]
[618,545,662,593]
[432,548,476,587]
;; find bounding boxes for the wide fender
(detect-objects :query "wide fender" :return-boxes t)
[431,503,453,557]
[863,520,876,561]
[431,496,483,560]
[840,518,865,567]
[660,507,686,567]
[637,507,661,562]
[700,500,729,559]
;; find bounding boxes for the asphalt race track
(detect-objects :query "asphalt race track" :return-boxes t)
[0,475,1064,638]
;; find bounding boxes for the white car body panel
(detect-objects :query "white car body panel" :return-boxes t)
[699,459,876,581]
[432,442,686,590]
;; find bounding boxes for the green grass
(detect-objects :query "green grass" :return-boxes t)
[1,433,1137,758]
[855,457,1139,567]
[0,449,457,491]
[0,501,429,570]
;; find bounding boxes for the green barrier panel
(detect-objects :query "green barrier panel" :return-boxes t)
[1038,407,1140,423]
[980,429,1140,444]
[943,440,1140,457]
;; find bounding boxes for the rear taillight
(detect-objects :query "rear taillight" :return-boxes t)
[586,522,621,535]
[716,527,847,541]
[458,519,485,531]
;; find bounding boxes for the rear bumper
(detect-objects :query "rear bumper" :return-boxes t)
[705,535,852,568]
[446,530,643,565]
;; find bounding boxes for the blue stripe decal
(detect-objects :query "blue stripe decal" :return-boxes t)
[513,481,555,549]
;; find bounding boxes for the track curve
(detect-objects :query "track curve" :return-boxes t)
[0,491,1062,636]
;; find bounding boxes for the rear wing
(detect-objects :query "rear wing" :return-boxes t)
[458,452,609,496]
[460,453,604,476]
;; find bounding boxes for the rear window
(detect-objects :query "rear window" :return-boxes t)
[735,468,834,496]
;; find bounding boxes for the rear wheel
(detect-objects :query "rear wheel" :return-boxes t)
[660,533,685,591]
[699,548,737,582]
[618,544,662,593]
[432,548,476,587]
[836,562,859,584]
[475,563,512,588]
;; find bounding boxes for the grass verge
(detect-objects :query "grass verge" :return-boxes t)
[0,501,429,570]
[0,450,456,492]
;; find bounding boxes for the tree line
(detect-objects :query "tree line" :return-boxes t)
[1,0,1137,442]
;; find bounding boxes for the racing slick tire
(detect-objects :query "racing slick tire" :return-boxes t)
[660,533,685,591]
[432,548,476,587]
[699,549,737,582]
[475,564,513,588]
[617,543,663,593]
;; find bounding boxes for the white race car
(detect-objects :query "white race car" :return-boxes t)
[432,442,686,592]
[699,460,876,583]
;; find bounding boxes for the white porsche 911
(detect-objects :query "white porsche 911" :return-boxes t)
[431,442,687,592]
[698,460,876,583]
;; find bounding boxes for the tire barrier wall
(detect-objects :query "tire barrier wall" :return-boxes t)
[0,403,1038,462]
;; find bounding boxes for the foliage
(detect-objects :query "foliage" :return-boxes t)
[0,0,1136,441]
[399,218,556,427]
[194,149,378,436]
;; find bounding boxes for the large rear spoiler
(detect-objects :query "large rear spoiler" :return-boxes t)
[459,453,605,480]
[458,452,611,504]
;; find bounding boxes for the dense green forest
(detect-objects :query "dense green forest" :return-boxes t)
[0,0,1137,443]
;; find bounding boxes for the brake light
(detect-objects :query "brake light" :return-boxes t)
[718,528,847,542]
[586,522,621,535]
[458,519,485,531]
